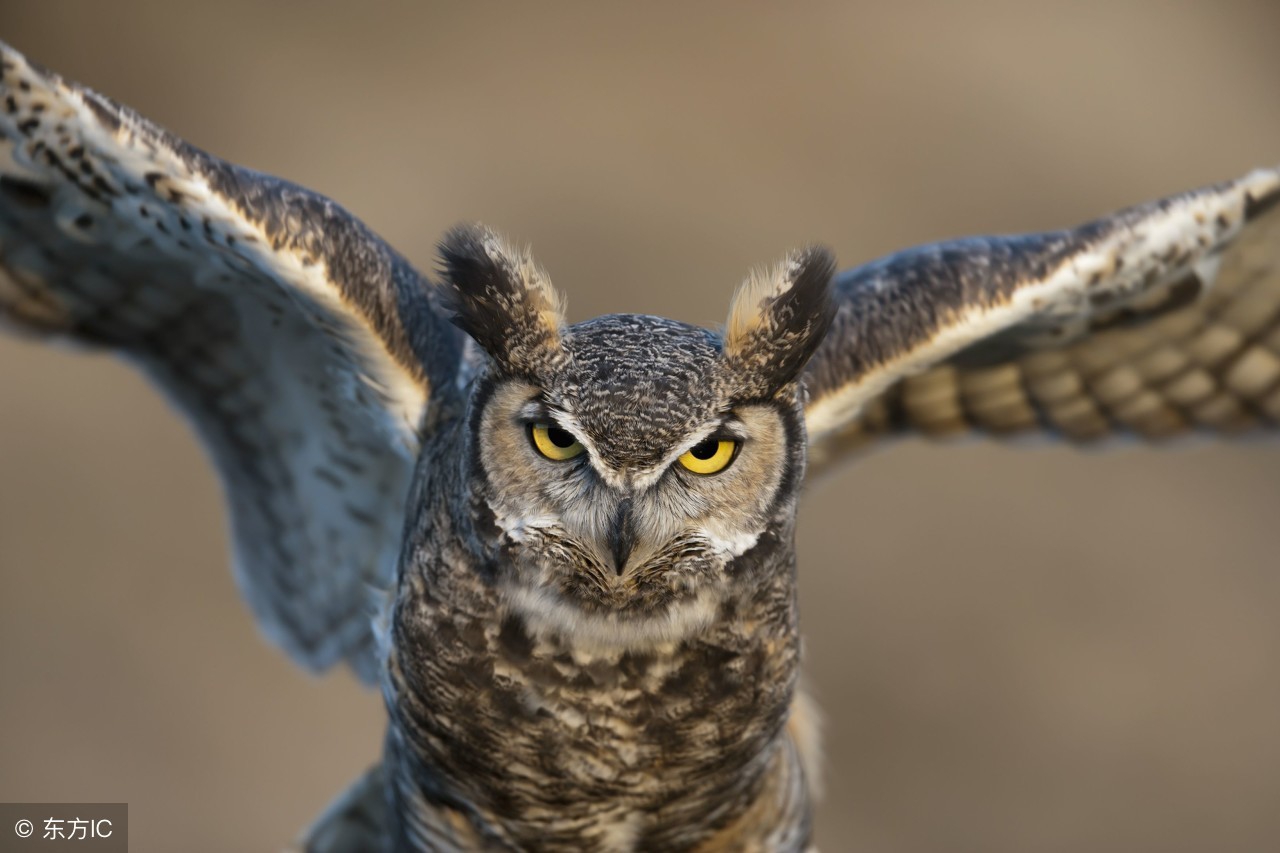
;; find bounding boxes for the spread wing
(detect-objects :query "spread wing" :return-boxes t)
[0,42,463,682]
[803,166,1280,471]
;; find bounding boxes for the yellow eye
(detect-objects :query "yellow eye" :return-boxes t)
[529,423,586,461]
[678,438,738,475]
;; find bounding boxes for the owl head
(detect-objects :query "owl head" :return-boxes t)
[437,225,835,647]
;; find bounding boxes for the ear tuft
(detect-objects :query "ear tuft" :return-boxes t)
[437,224,567,378]
[723,246,837,397]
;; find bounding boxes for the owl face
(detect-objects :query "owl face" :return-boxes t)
[439,226,836,646]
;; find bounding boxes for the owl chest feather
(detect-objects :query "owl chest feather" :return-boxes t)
[385,540,810,851]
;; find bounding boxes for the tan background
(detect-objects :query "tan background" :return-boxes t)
[2,4,1279,851]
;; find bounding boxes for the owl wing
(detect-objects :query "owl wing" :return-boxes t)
[802,166,1280,472]
[0,42,463,682]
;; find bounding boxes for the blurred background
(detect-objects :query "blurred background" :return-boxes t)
[2,4,1279,851]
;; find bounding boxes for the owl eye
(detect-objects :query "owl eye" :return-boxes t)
[529,423,586,461]
[677,438,739,475]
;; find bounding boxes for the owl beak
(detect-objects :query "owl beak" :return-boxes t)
[607,498,637,575]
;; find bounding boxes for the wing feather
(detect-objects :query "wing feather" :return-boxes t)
[0,41,462,680]
[804,167,1280,471]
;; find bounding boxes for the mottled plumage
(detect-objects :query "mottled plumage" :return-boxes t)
[0,42,462,682]
[2,40,1278,852]
[805,174,1280,465]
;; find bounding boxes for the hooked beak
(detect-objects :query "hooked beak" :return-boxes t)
[607,498,637,576]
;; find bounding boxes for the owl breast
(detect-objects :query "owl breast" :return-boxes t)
[384,532,812,852]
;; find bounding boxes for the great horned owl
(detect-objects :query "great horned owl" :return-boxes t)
[2,41,1278,852]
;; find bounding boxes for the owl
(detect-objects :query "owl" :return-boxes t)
[2,40,1278,852]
